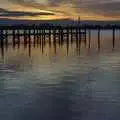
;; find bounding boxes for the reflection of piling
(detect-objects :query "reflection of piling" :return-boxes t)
[98,29,100,50]
[40,29,42,44]
[88,29,91,48]
[1,24,120,56]
[113,28,115,49]
[66,29,69,46]
[76,28,79,51]
[43,28,45,42]
[84,29,87,48]
[41,38,44,54]
[53,28,56,43]
[66,38,69,55]
[5,30,8,49]
[28,29,31,57]
[53,40,56,54]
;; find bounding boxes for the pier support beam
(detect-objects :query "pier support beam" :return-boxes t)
[13,30,16,47]
[0,29,4,57]
[5,30,8,49]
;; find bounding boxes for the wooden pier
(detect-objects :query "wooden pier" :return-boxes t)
[0,24,119,50]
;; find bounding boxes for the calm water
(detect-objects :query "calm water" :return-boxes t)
[1,30,120,120]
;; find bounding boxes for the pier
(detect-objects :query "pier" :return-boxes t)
[0,24,119,51]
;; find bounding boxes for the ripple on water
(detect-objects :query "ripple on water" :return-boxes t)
[0,33,120,120]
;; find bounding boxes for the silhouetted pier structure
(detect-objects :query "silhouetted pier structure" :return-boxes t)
[0,24,119,50]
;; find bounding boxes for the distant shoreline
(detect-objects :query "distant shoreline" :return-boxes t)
[0,18,120,26]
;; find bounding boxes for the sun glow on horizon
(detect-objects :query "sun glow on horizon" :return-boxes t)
[1,0,120,21]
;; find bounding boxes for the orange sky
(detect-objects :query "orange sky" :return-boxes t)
[0,0,120,20]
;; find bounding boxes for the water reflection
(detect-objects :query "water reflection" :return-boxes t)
[0,34,86,58]
[1,29,117,58]
[0,30,120,120]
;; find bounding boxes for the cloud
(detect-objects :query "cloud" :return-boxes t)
[1,0,120,20]
[0,8,6,12]
[0,8,54,17]
[88,2,120,13]
[79,1,120,18]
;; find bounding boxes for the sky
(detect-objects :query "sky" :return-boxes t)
[0,0,120,20]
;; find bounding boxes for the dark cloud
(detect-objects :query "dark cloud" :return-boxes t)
[0,8,54,17]
[81,1,120,17]
[8,0,34,3]
[89,2,120,12]
[7,0,48,11]
[0,8,6,12]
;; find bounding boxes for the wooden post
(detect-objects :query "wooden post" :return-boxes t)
[76,28,78,41]
[37,29,39,45]
[58,28,61,46]
[28,29,31,45]
[43,28,45,42]
[38,29,40,44]
[0,29,3,45]
[24,29,27,45]
[53,28,56,43]
[66,28,69,43]
[17,30,20,48]
[40,29,42,45]
[71,28,73,43]
[61,28,64,45]
[42,29,44,41]
[33,29,36,45]
[76,28,79,49]
[78,28,81,48]
[13,29,15,47]
[78,28,81,41]
[5,30,8,49]
[43,29,46,45]
[84,29,87,48]
[49,29,51,45]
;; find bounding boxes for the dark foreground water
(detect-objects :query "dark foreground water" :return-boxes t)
[1,30,120,120]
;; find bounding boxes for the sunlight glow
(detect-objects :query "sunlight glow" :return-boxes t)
[1,0,120,20]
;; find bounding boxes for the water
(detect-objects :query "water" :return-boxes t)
[0,30,120,120]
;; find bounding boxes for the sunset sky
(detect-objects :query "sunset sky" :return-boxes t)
[0,0,120,20]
